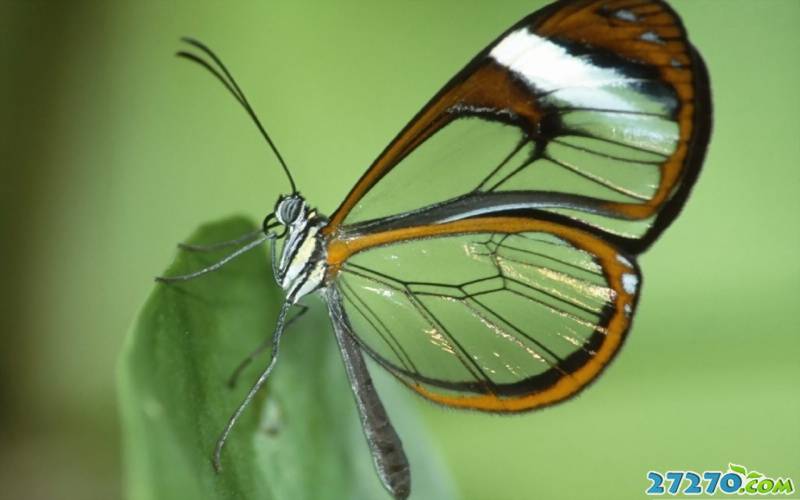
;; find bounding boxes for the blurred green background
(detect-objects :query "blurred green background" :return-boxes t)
[1,1,798,499]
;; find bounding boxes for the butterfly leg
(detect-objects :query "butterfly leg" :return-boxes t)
[226,303,309,388]
[212,300,291,473]
[155,234,269,282]
[177,229,264,252]
[325,286,411,500]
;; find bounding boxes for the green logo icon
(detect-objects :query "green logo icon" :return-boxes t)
[646,464,795,496]
[729,463,795,496]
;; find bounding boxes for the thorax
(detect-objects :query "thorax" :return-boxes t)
[276,211,328,303]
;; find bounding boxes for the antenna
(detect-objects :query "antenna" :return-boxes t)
[177,37,298,194]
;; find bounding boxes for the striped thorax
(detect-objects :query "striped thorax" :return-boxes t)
[274,195,328,303]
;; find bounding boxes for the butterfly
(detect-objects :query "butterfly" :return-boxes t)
[160,0,711,498]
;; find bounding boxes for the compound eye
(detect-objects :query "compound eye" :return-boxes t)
[279,198,302,224]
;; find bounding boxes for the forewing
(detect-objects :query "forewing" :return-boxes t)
[326,217,640,411]
[325,0,711,253]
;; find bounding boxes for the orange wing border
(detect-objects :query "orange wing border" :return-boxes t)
[326,216,640,412]
[323,0,711,254]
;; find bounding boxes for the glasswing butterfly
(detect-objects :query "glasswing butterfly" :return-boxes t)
[159,0,711,498]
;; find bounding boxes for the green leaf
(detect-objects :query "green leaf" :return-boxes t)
[118,216,457,500]
[729,463,747,475]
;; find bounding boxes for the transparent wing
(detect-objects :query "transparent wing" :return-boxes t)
[325,0,711,253]
[326,217,640,411]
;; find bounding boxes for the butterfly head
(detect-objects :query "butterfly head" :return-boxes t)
[263,193,309,237]
[275,194,307,224]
